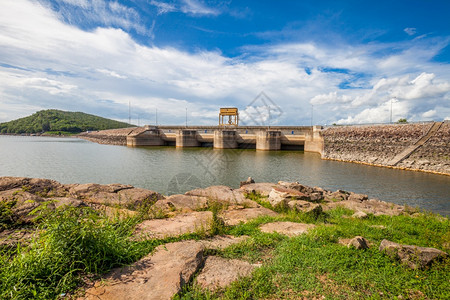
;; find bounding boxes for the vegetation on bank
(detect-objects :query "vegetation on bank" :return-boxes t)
[0,109,132,134]
[0,194,448,299]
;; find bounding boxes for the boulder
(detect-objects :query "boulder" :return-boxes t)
[379,239,448,269]
[352,211,368,219]
[268,187,309,207]
[239,182,278,197]
[0,177,66,196]
[287,200,323,215]
[323,199,405,216]
[339,236,370,249]
[52,197,85,209]
[259,222,316,237]
[239,177,255,187]
[196,256,258,291]
[82,241,204,300]
[348,193,369,202]
[324,190,349,202]
[134,211,213,239]
[219,207,278,226]
[277,181,316,195]
[186,186,258,207]
[157,194,208,212]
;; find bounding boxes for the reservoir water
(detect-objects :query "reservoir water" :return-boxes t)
[0,135,449,216]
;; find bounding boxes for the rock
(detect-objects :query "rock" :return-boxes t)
[219,207,278,226]
[196,256,258,291]
[379,239,448,269]
[268,187,309,207]
[0,177,66,196]
[82,241,204,300]
[156,194,208,212]
[277,181,315,195]
[0,228,37,250]
[352,211,368,219]
[259,222,316,237]
[90,204,137,220]
[239,177,255,187]
[52,197,85,209]
[186,186,257,207]
[324,199,405,216]
[348,193,369,202]
[134,211,213,239]
[199,235,249,250]
[324,190,349,202]
[339,236,370,249]
[239,182,278,197]
[287,200,323,215]
[69,183,163,208]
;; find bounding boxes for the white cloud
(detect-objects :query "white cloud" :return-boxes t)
[150,1,177,15]
[404,27,417,36]
[181,0,220,16]
[422,109,436,118]
[0,0,449,126]
[149,0,220,16]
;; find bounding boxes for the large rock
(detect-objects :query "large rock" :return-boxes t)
[219,207,278,226]
[0,177,66,196]
[338,236,370,249]
[153,194,208,212]
[186,186,257,207]
[134,211,213,239]
[81,241,204,300]
[239,182,278,197]
[379,239,448,269]
[287,200,323,215]
[196,256,258,291]
[69,183,164,208]
[239,177,255,187]
[323,199,405,216]
[268,187,309,207]
[259,222,316,237]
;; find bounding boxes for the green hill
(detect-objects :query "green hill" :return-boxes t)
[0,109,132,134]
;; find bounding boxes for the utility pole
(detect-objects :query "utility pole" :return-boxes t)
[185,108,188,127]
[311,104,314,126]
[155,108,158,126]
[128,101,131,125]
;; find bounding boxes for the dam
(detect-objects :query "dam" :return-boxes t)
[125,125,324,153]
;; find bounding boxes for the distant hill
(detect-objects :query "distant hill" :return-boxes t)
[0,109,132,134]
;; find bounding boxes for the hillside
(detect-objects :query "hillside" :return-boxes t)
[0,109,132,134]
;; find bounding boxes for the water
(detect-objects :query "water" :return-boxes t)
[0,135,449,216]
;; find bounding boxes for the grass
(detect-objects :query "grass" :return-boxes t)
[176,204,450,299]
[1,194,448,299]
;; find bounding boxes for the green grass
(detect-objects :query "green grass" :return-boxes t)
[1,196,448,299]
[176,206,450,299]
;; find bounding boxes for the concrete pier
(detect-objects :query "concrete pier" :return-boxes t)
[127,129,163,146]
[214,130,238,149]
[176,130,200,147]
[256,130,281,151]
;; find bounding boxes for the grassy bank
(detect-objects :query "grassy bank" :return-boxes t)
[0,201,448,299]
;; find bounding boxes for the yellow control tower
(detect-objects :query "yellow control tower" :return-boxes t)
[219,107,239,126]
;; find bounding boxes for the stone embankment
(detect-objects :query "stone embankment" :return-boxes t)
[78,127,146,145]
[322,122,450,175]
[1,176,448,299]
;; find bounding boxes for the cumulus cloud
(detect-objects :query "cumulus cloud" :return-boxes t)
[0,0,449,126]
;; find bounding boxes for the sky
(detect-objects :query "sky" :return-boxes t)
[1,0,449,126]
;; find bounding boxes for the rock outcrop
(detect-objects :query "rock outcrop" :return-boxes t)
[379,239,448,269]
[259,222,316,237]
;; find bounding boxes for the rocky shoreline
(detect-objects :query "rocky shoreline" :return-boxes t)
[1,176,448,299]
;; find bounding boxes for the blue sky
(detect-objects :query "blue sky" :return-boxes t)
[1,0,449,125]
